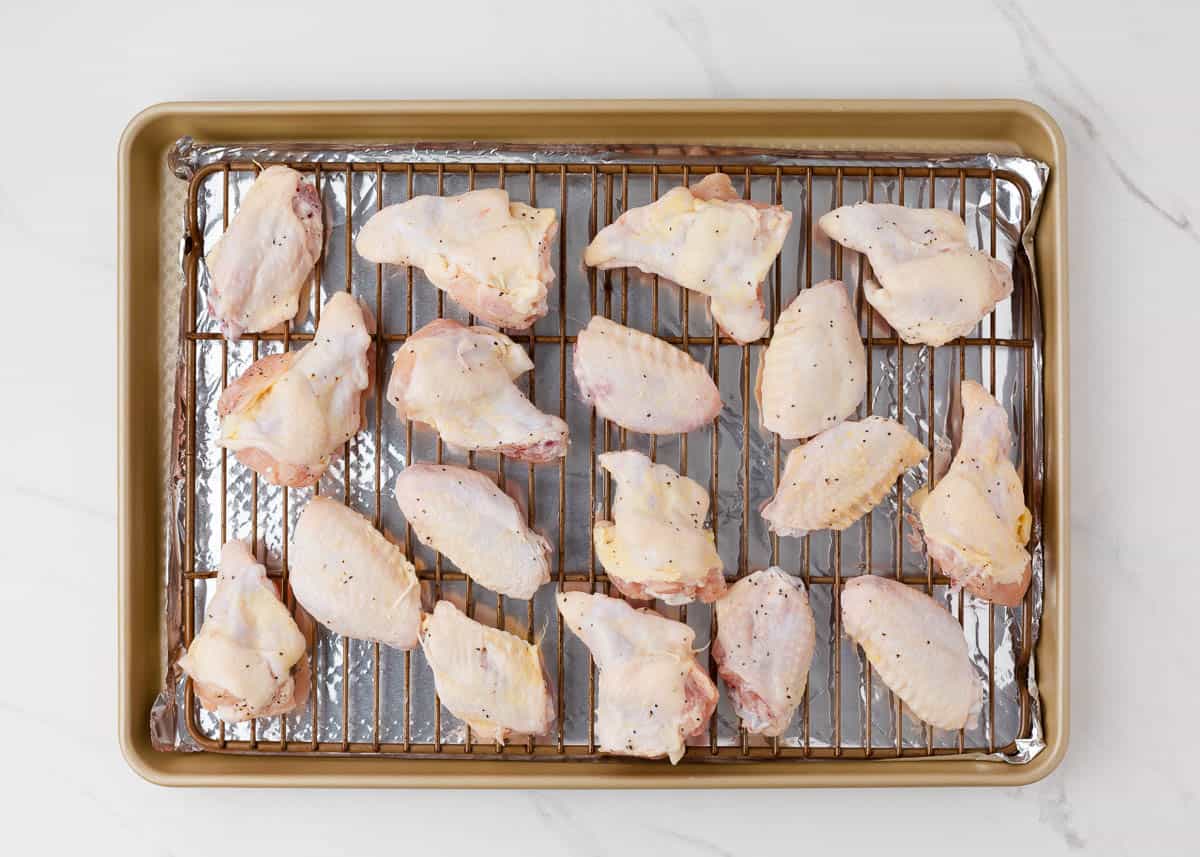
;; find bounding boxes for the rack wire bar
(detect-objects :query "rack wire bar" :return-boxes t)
[179,153,1037,762]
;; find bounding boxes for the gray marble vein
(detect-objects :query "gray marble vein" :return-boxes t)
[644,824,736,857]
[1036,778,1088,851]
[994,0,1199,245]
[530,793,608,857]
[5,480,115,523]
[655,3,734,98]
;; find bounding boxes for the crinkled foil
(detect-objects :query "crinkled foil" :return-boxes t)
[153,138,1049,765]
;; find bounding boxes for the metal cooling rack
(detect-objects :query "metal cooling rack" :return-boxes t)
[178,154,1038,761]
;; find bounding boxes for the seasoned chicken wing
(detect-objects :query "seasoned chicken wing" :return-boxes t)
[178,540,309,723]
[420,601,555,743]
[394,464,550,599]
[557,591,718,764]
[388,319,568,463]
[584,173,792,344]
[356,188,557,329]
[761,417,927,538]
[915,381,1032,607]
[758,280,866,439]
[574,315,721,435]
[218,292,373,488]
[290,497,422,649]
[819,202,1013,346]
[841,575,982,731]
[712,567,815,737]
[594,450,725,605]
[206,166,322,341]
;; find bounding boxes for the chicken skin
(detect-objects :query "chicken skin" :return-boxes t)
[574,315,721,435]
[712,567,815,737]
[583,173,792,344]
[356,188,557,329]
[206,166,322,341]
[594,450,725,605]
[841,576,982,731]
[758,280,866,439]
[761,417,927,538]
[420,601,555,744]
[915,381,1032,607]
[290,497,422,650]
[819,202,1013,347]
[178,540,309,724]
[388,319,568,463]
[394,464,550,600]
[557,591,718,764]
[218,293,372,488]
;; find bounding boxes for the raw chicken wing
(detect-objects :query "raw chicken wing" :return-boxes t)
[290,497,422,649]
[178,540,309,723]
[761,416,927,538]
[218,292,373,488]
[356,188,557,329]
[206,166,322,341]
[915,381,1032,606]
[594,450,725,605]
[841,575,982,731]
[758,280,866,439]
[557,591,718,763]
[388,319,568,463]
[584,173,792,344]
[712,567,815,736]
[394,464,550,599]
[574,315,721,434]
[819,202,1013,346]
[420,601,555,743]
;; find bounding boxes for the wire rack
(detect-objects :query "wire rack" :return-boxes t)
[178,152,1038,761]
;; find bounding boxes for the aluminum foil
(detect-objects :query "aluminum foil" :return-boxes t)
[153,138,1049,765]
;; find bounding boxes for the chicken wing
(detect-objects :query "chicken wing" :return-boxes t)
[356,188,557,329]
[574,315,721,435]
[758,280,866,439]
[394,464,550,599]
[420,601,555,744]
[818,202,1013,346]
[178,540,309,723]
[218,292,373,488]
[594,450,725,605]
[290,496,422,649]
[557,591,718,763]
[761,416,927,538]
[915,381,1032,606]
[841,575,982,731]
[712,567,815,737]
[388,319,568,463]
[583,173,792,344]
[206,166,322,341]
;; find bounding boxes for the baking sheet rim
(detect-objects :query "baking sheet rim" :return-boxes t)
[117,98,1069,787]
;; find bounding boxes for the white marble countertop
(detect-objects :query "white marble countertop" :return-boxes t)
[2,0,1196,853]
